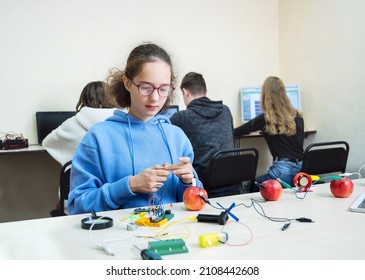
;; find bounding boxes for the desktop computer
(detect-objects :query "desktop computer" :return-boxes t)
[240,85,301,123]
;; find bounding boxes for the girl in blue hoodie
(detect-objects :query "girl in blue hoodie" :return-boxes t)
[68,43,203,214]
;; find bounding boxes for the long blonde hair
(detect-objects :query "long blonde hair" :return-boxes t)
[260,76,301,136]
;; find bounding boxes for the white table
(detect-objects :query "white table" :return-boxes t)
[0,179,364,260]
[0,144,45,154]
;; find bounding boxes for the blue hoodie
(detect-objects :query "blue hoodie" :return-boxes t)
[68,110,203,214]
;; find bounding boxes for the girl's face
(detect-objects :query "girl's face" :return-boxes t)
[124,60,172,122]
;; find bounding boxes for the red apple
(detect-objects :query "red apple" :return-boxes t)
[330,177,354,198]
[259,179,283,201]
[183,186,208,211]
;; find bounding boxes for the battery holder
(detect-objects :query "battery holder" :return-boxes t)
[148,239,188,256]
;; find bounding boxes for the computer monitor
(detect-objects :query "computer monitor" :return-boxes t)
[161,105,179,118]
[240,85,301,123]
[36,111,77,144]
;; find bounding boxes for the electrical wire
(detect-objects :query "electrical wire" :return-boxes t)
[221,221,253,246]
[0,131,24,140]
[154,217,193,239]
[238,198,291,223]
[278,175,346,200]
[233,198,314,231]
[357,164,365,178]
[148,184,166,222]
[88,216,135,256]
[135,216,195,240]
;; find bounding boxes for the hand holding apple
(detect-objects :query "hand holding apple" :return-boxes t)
[330,177,354,198]
[183,186,208,211]
[259,179,283,201]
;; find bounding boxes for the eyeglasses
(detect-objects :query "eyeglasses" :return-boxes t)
[129,79,175,98]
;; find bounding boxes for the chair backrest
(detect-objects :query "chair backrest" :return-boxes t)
[205,147,259,191]
[301,141,349,175]
[50,160,72,216]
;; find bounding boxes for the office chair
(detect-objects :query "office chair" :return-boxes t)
[301,141,349,176]
[50,160,72,217]
[204,147,259,197]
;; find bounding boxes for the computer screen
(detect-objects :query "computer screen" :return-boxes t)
[36,111,77,144]
[160,105,179,118]
[240,85,301,123]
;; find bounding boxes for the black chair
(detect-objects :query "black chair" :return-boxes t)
[50,160,72,217]
[204,148,259,197]
[301,141,349,176]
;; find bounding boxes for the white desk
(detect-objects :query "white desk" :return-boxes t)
[0,179,364,260]
[0,144,45,154]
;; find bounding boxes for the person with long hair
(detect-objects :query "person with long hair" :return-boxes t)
[68,43,203,214]
[234,76,304,191]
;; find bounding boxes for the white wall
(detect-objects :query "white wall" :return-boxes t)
[279,0,365,173]
[3,0,362,176]
[0,0,279,144]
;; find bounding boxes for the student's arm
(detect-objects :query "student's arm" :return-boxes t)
[233,114,266,137]
[67,143,136,214]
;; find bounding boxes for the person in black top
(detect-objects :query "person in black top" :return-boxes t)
[234,76,304,191]
[170,72,236,197]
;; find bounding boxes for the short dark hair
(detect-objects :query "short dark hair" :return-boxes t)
[180,72,207,96]
[76,81,114,112]
[106,43,177,109]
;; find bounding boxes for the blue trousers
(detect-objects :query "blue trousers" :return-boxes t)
[252,160,302,192]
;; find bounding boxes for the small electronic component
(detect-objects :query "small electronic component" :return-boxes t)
[199,232,228,248]
[293,172,324,192]
[133,207,149,214]
[147,194,166,223]
[197,211,228,225]
[148,239,188,256]
[0,132,28,150]
[293,172,313,192]
[150,212,165,223]
[135,213,174,227]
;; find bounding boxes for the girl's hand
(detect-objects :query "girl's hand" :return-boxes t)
[129,165,170,193]
[163,157,194,184]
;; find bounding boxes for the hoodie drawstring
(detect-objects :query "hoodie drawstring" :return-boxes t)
[157,119,174,165]
[126,115,136,175]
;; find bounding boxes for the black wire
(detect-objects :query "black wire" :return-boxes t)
[204,197,315,231]
[235,198,293,225]
[204,190,316,232]
[294,189,310,199]
[206,196,292,224]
